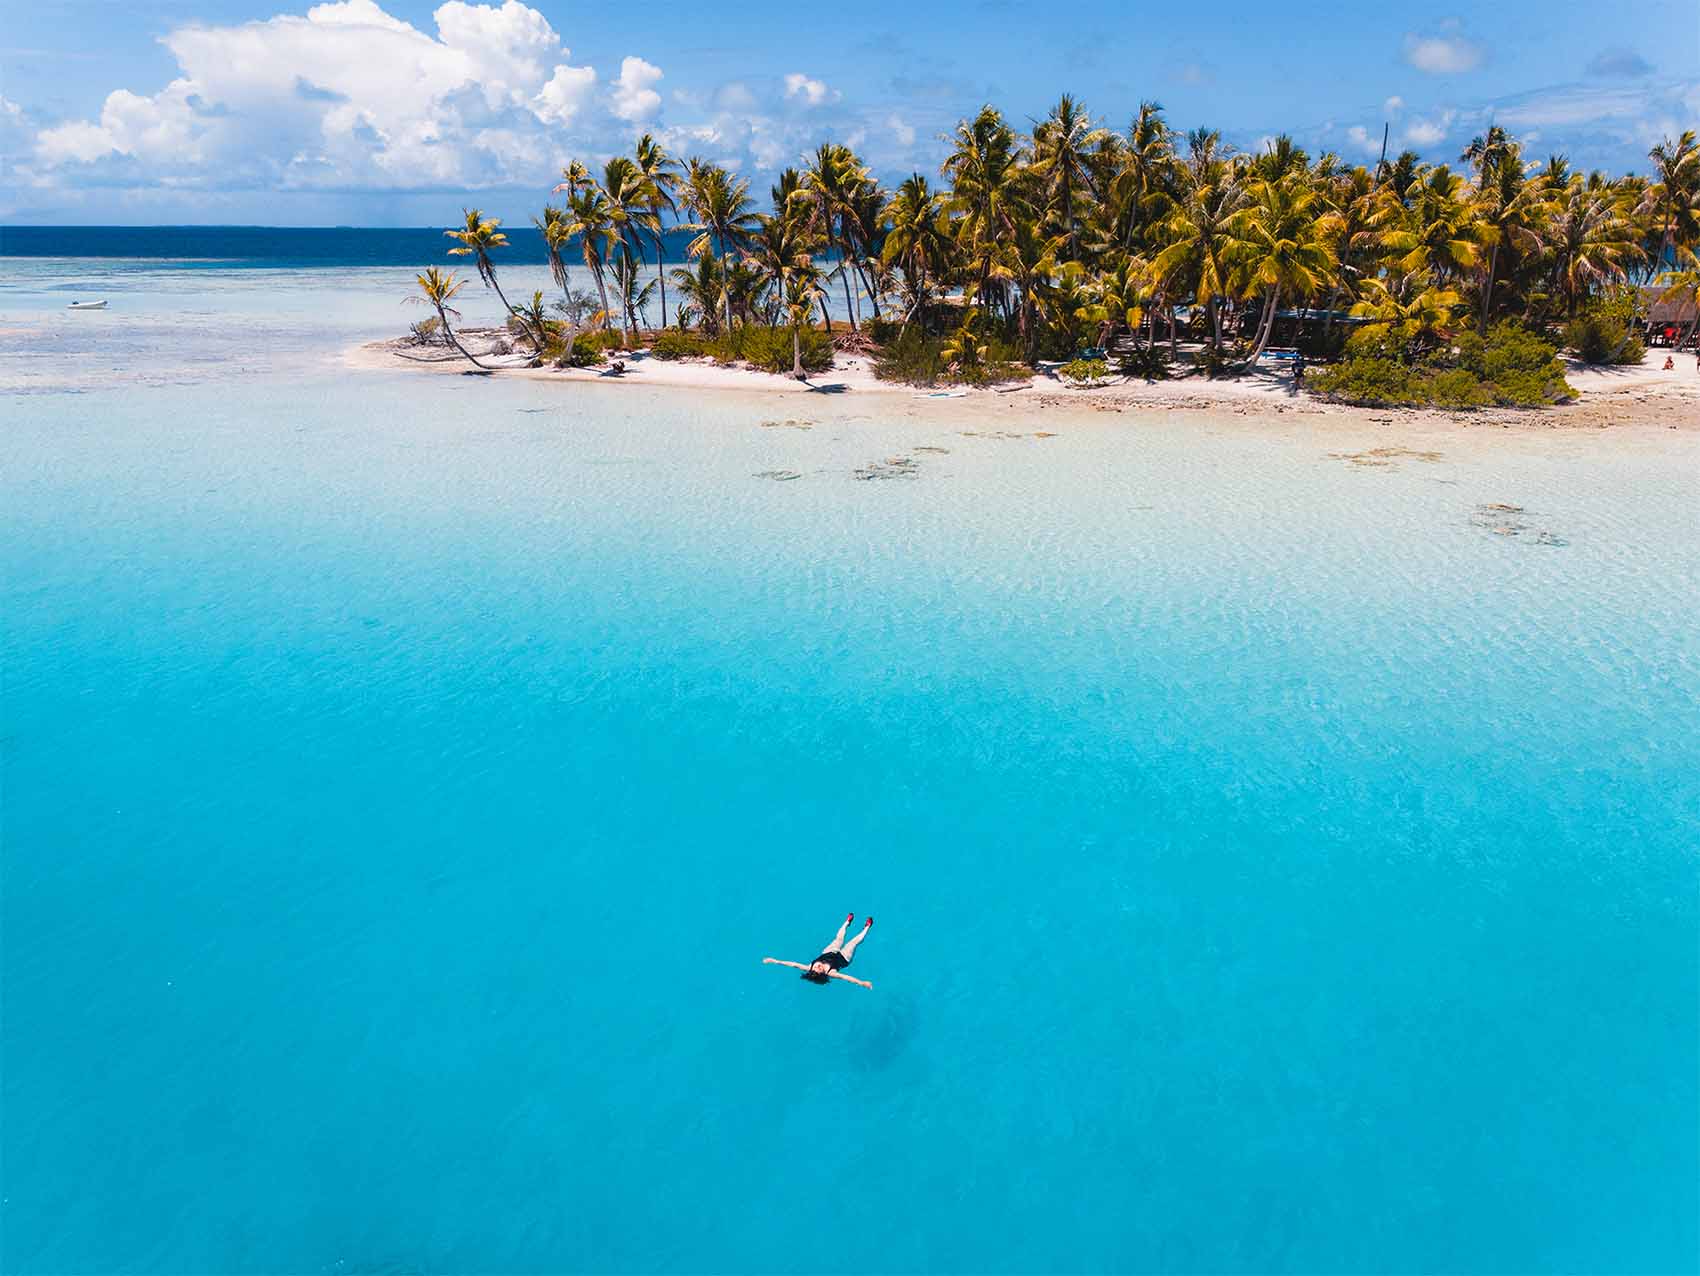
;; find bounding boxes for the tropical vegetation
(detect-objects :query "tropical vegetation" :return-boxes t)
[411,110,1699,403]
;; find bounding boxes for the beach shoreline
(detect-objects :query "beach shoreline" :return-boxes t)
[350,332,1700,436]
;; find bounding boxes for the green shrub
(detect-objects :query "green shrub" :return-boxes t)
[577,328,626,353]
[1563,313,1645,365]
[1425,368,1492,408]
[1311,322,1575,408]
[1116,345,1170,379]
[1059,357,1110,384]
[1478,322,1575,403]
[872,326,1027,386]
[696,324,832,374]
[649,330,706,360]
[551,331,608,367]
[865,316,904,346]
[1309,356,1421,405]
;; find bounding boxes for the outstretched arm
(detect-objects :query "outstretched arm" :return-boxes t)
[828,970,873,989]
[763,958,810,971]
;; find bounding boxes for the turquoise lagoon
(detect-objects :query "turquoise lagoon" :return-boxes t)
[2,252,1697,1273]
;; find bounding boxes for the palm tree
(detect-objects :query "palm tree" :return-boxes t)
[552,159,590,201]
[564,186,616,335]
[1109,101,1175,252]
[670,254,726,335]
[1315,165,1384,344]
[1640,131,1700,277]
[1150,130,1245,355]
[634,134,680,331]
[534,204,573,296]
[991,219,1066,360]
[794,143,874,329]
[1380,167,1485,284]
[746,200,818,329]
[1461,125,1513,187]
[407,267,488,369]
[942,105,1023,322]
[1349,274,1464,355]
[601,156,659,342]
[1030,94,1109,260]
[445,209,539,346]
[1228,175,1333,367]
[882,173,954,332]
[682,161,757,334]
[1080,251,1151,350]
[1471,144,1550,332]
[610,253,658,343]
[1546,175,1640,315]
[781,264,826,378]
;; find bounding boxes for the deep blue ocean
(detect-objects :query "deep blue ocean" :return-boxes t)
[2,224,701,269]
[2,234,1698,1274]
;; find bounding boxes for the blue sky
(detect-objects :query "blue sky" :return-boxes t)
[2,0,1695,224]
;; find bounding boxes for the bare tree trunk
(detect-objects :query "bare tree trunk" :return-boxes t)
[1478,241,1499,336]
[436,302,491,369]
[1246,285,1281,368]
[654,229,669,335]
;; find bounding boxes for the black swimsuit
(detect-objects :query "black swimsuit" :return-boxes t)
[802,950,849,984]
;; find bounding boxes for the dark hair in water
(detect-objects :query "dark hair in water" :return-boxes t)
[801,966,829,984]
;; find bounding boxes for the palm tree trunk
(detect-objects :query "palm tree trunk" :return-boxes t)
[838,238,858,333]
[1247,285,1281,368]
[586,253,613,335]
[1478,241,1499,336]
[718,231,734,336]
[483,267,539,349]
[435,301,490,369]
[792,324,803,378]
[654,229,668,335]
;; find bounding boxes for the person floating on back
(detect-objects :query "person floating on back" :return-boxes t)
[764,913,874,989]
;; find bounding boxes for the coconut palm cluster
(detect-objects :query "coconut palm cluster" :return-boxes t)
[420,107,1699,389]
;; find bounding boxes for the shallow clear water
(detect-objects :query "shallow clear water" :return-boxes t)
[3,262,1698,1274]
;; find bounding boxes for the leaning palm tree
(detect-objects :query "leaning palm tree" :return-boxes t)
[634,134,680,330]
[534,204,573,296]
[446,209,540,347]
[564,186,617,335]
[600,156,659,342]
[406,267,489,369]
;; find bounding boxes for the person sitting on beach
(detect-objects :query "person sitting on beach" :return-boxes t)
[764,913,874,988]
[1663,355,1675,371]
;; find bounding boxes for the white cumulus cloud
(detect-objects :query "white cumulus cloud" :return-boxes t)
[783,73,838,107]
[610,56,662,122]
[30,0,631,191]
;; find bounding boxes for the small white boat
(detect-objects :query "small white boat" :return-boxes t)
[67,300,108,310]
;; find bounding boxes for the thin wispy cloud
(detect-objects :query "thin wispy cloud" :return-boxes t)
[1402,22,1484,74]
